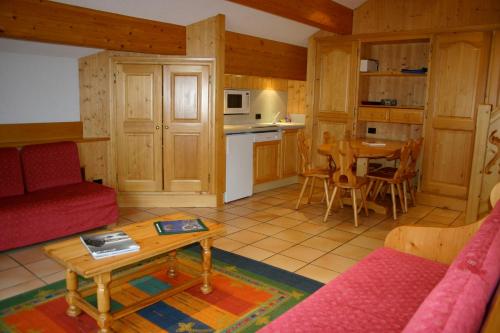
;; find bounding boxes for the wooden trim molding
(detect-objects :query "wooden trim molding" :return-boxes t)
[0,0,186,55]
[0,121,86,146]
[227,0,352,34]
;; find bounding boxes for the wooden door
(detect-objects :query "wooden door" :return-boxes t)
[313,40,358,169]
[116,64,163,192]
[282,129,299,178]
[163,65,210,192]
[422,32,491,199]
[254,141,281,184]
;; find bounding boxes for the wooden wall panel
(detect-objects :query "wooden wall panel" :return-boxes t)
[287,80,307,114]
[353,0,500,34]
[224,74,288,91]
[226,32,307,80]
[0,0,186,54]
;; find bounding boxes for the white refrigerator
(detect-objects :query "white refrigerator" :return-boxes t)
[225,133,254,203]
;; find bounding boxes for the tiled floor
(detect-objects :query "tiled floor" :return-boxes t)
[0,183,465,301]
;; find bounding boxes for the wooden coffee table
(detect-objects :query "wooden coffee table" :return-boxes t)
[44,213,225,333]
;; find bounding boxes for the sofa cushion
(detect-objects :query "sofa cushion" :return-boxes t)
[0,147,24,198]
[21,141,82,192]
[0,182,118,251]
[258,247,448,333]
[403,202,500,333]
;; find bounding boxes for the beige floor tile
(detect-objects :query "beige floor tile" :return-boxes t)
[347,236,384,250]
[264,206,295,216]
[8,246,48,265]
[242,201,273,211]
[430,208,461,219]
[226,230,268,244]
[204,212,239,222]
[230,197,255,206]
[233,245,274,261]
[292,222,331,235]
[267,216,303,228]
[419,213,456,225]
[247,223,286,236]
[215,204,237,211]
[0,266,38,289]
[279,201,299,209]
[119,207,143,216]
[391,215,419,225]
[320,229,357,243]
[41,270,66,284]
[220,225,242,236]
[308,215,344,226]
[362,226,392,240]
[334,221,371,234]
[299,206,328,216]
[224,206,256,217]
[263,254,306,272]
[415,220,449,227]
[300,237,343,252]
[244,211,279,222]
[273,230,312,243]
[285,211,321,221]
[25,258,65,278]
[280,245,325,262]
[117,217,136,226]
[0,278,45,301]
[405,205,435,219]
[312,253,358,273]
[259,197,286,206]
[122,211,157,222]
[224,217,262,229]
[212,237,246,252]
[145,207,180,216]
[332,244,374,260]
[0,254,19,271]
[295,264,340,283]
[253,237,295,253]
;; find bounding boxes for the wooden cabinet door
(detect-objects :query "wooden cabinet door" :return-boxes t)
[254,141,281,184]
[163,65,210,192]
[282,129,299,178]
[422,32,491,199]
[313,40,358,168]
[116,64,163,192]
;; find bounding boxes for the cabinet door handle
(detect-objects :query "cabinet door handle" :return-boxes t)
[164,125,169,129]
[155,125,160,130]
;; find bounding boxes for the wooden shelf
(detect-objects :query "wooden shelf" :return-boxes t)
[359,105,425,110]
[0,137,110,148]
[360,71,427,77]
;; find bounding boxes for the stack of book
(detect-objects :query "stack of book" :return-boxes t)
[80,231,140,260]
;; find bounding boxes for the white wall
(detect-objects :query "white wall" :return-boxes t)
[0,39,100,124]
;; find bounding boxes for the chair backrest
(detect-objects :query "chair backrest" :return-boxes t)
[330,140,358,186]
[407,138,424,174]
[393,140,412,180]
[297,131,312,175]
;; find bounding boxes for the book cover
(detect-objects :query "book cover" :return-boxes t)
[154,219,208,235]
[80,231,140,260]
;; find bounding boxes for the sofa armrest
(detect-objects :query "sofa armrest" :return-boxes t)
[384,218,485,265]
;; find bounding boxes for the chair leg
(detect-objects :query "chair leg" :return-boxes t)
[295,177,310,209]
[307,177,316,204]
[396,183,405,214]
[373,180,384,201]
[323,186,338,222]
[352,189,358,227]
[403,181,408,213]
[408,179,416,207]
[338,189,344,208]
[390,184,397,220]
[360,186,369,216]
[322,178,330,206]
[365,180,374,200]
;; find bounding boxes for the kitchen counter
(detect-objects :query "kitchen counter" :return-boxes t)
[224,123,305,134]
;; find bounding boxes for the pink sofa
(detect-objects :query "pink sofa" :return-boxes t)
[258,203,500,333]
[0,142,119,251]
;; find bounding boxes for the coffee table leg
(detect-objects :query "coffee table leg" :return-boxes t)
[66,269,81,317]
[94,272,114,333]
[200,238,213,294]
[167,250,177,278]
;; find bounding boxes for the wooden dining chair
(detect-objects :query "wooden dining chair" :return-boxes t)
[295,131,331,209]
[366,141,413,220]
[404,138,424,208]
[324,140,369,226]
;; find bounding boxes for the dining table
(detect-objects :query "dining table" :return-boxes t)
[317,138,406,214]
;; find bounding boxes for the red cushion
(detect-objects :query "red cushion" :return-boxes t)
[258,248,448,333]
[0,182,118,251]
[0,147,24,198]
[403,202,500,333]
[21,141,82,192]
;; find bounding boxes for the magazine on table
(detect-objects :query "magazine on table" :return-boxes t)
[154,218,208,235]
[80,231,140,260]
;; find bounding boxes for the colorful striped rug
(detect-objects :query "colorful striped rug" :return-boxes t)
[0,245,323,333]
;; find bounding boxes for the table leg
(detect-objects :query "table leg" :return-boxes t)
[200,238,213,295]
[167,250,177,278]
[94,272,114,333]
[66,269,81,317]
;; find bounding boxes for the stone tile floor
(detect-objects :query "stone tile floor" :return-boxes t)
[0,184,465,301]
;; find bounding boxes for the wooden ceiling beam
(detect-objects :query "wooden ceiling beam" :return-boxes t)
[227,0,352,34]
[0,0,186,54]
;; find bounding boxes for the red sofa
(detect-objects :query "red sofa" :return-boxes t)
[258,202,500,333]
[0,142,118,251]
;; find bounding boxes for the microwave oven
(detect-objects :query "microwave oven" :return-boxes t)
[224,90,250,114]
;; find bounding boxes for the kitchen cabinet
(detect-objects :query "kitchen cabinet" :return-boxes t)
[358,106,423,124]
[281,129,299,178]
[254,140,281,185]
